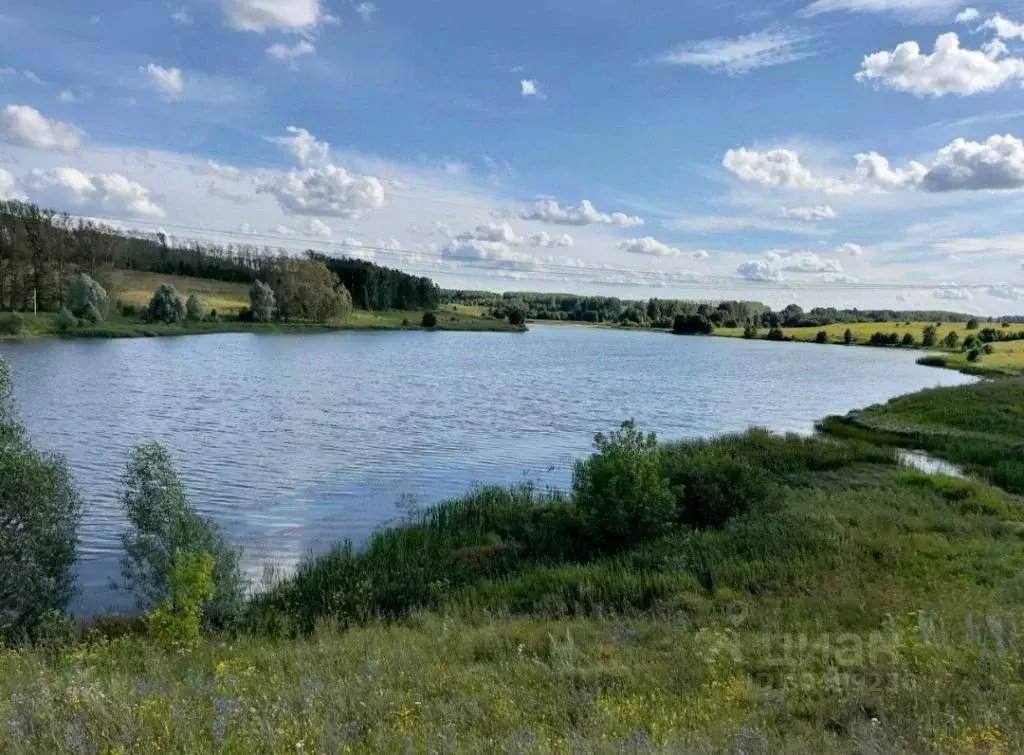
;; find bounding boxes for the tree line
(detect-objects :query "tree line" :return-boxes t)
[0,200,440,314]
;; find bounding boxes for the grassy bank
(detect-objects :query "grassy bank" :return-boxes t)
[714,320,1024,377]
[5,378,1024,751]
[0,273,523,340]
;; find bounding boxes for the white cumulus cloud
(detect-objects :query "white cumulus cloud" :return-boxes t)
[356,2,377,22]
[723,147,855,193]
[837,242,865,256]
[456,222,520,244]
[258,164,386,217]
[527,231,574,248]
[617,237,682,256]
[0,168,24,200]
[653,29,818,74]
[920,134,1024,191]
[266,40,316,63]
[273,126,331,165]
[141,64,185,99]
[221,0,321,32]
[988,283,1023,300]
[981,13,1024,40]
[25,167,165,217]
[442,240,538,270]
[520,79,543,98]
[856,33,1024,96]
[779,252,843,273]
[955,7,980,23]
[520,199,643,228]
[736,260,784,282]
[780,204,838,220]
[933,285,973,301]
[0,105,83,151]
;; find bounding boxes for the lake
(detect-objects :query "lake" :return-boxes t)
[0,324,975,615]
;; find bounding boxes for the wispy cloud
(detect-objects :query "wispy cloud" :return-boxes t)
[652,29,818,74]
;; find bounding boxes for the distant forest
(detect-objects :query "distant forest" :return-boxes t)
[442,290,1024,328]
[0,201,440,312]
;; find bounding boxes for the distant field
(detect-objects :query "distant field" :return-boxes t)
[111,270,250,314]
[715,320,970,344]
[715,320,1024,375]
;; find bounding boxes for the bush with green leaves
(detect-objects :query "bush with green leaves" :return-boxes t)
[843,328,854,345]
[119,443,243,628]
[55,308,77,332]
[902,333,916,347]
[572,420,675,549]
[665,452,779,530]
[922,325,937,347]
[943,331,960,349]
[507,309,526,327]
[742,322,758,339]
[815,330,828,344]
[672,313,713,335]
[421,311,438,328]
[185,294,203,322]
[0,312,24,336]
[149,550,214,647]
[67,273,108,321]
[146,284,186,324]
[249,280,275,323]
[966,318,980,330]
[0,359,82,642]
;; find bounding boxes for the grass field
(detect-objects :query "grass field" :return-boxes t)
[5,379,1024,751]
[715,320,1024,376]
[0,272,522,340]
[111,270,251,314]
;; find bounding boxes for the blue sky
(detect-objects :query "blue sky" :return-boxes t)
[3,0,1024,312]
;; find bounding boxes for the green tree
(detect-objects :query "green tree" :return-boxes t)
[672,313,713,335]
[572,420,675,549]
[507,309,526,327]
[249,280,275,323]
[922,325,937,347]
[902,333,916,347]
[266,257,352,322]
[146,284,186,324]
[421,311,438,328]
[815,330,828,344]
[844,328,854,345]
[743,322,759,339]
[67,273,108,321]
[185,294,203,322]
[966,318,980,330]
[119,443,243,627]
[149,550,214,647]
[943,331,960,349]
[0,359,82,641]
[55,307,76,332]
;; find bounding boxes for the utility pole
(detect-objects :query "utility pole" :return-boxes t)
[32,287,37,316]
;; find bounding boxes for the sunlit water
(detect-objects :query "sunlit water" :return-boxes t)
[0,324,975,615]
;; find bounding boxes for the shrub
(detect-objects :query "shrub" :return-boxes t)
[507,309,526,327]
[67,273,109,321]
[572,420,675,549]
[672,313,713,335]
[742,322,758,339]
[669,454,779,530]
[767,327,785,341]
[983,343,995,355]
[146,284,186,323]
[0,360,82,642]
[119,443,243,628]
[185,294,203,322]
[149,551,214,647]
[236,307,253,322]
[844,328,854,345]
[81,302,103,325]
[121,303,138,317]
[943,331,960,349]
[55,308,76,332]
[966,318,980,330]
[815,330,828,344]
[967,348,981,362]
[249,280,275,323]
[902,333,916,347]
[421,311,438,328]
[402,318,410,327]
[0,312,24,336]
[922,325,937,347]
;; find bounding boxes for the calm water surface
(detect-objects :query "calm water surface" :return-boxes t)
[0,325,975,614]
